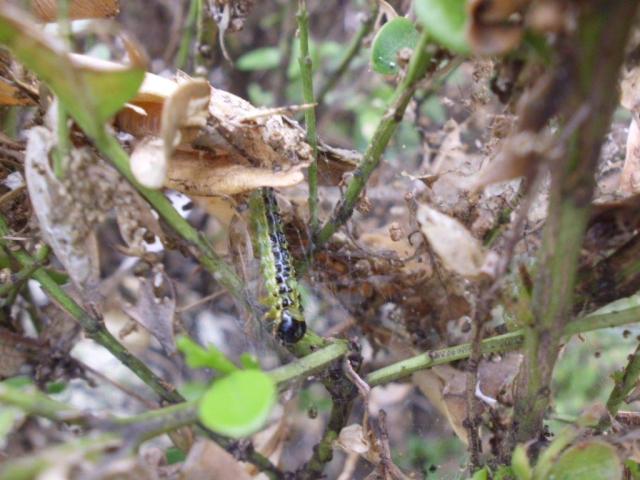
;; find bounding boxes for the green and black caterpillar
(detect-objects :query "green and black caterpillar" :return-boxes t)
[250,187,306,343]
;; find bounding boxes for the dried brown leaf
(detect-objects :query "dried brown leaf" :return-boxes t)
[0,328,40,378]
[416,204,491,278]
[468,0,528,56]
[31,0,119,22]
[167,153,306,196]
[123,273,176,355]
[25,127,101,302]
[620,117,640,194]
[130,137,165,189]
[181,439,251,480]
[336,424,378,461]
[161,78,210,164]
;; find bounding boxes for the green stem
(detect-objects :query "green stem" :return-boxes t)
[176,0,201,70]
[315,0,378,105]
[296,0,319,235]
[315,27,431,247]
[269,340,349,385]
[605,342,640,419]
[0,243,50,299]
[0,383,86,424]
[366,304,640,387]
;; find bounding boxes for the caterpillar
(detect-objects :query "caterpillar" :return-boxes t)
[250,187,306,343]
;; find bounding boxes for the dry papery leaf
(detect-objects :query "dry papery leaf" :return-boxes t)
[336,424,379,462]
[31,0,119,22]
[413,353,521,444]
[181,439,252,480]
[621,66,640,112]
[103,309,151,354]
[620,116,640,194]
[416,204,498,279]
[123,272,176,355]
[0,328,41,378]
[25,127,101,304]
[468,0,529,56]
[619,67,640,194]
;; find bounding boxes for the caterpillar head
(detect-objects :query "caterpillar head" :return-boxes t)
[276,309,306,343]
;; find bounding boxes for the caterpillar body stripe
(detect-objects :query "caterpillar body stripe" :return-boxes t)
[251,187,306,343]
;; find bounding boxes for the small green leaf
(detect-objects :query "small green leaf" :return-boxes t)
[548,440,622,480]
[511,445,532,480]
[469,467,489,480]
[46,381,67,395]
[176,336,237,374]
[166,447,186,465]
[236,47,281,71]
[415,0,470,55]
[198,370,276,438]
[370,17,419,75]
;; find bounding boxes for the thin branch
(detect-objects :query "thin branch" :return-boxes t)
[315,28,431,247]
[268,340,350,385]
[366,304,640,387]
[604,341,640,420]
[296,0,320,234]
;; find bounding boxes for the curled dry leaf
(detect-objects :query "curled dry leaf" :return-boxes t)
[464,131,540,191]
[417,204,493,278]
[123,273,177,355]
[413,354,521,444]
[160,78,211,168]
[336,424,378,460]
[25,127,101,302]
[31,0,119,22]
[167,152,306,197]
[130,137,165,189]
[467,0,529,56]
[181,439,251,480]
[0,328,40,378]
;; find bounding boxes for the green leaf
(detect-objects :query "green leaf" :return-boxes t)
[370,17,419,75]
[0,407,22,447]
[236,47,281,71]
[198,369,276,438]
[166,447,186,465]
[415,0,470,55]
[548,441,622,480]
[176,336,238,374]
[469,467,489,480]
[45,381,67,395]
[511,445,532,480]
[0,6,145,138]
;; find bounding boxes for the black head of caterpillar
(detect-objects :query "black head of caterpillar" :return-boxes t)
[276,309,306,343]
